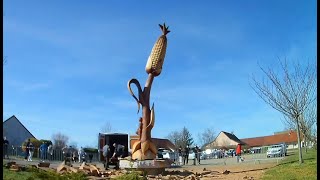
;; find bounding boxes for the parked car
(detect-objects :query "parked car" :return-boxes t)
[157,148,175,160]
[267,143,287,158]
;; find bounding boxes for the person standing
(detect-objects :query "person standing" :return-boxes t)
[47,144,53,161]
[236,144,242,163]
[183,145,189,165]
[28,142,34,161]
[196,146,201,165]
[25,139,31,161]
[39,142,47,162]
[178,146,183,165]
[102,144,110,170]
[78,147,83,163]
[3,137,9,159]
[193,146,198,165]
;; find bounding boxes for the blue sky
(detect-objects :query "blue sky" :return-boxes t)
[3,0,316,148]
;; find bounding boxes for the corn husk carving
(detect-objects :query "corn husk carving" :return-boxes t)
[127,23,170,160]
[145,23,170,76]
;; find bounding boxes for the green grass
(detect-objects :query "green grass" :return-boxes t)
[262,148,317,180]
[3,167,36,180]
[3,165,88,180]
[115,171,146,180]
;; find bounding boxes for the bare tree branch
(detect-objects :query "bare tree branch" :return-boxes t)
[52,132,69,149]
[100,122,113,133]
[250,58,317,164]
[198,128,216,148]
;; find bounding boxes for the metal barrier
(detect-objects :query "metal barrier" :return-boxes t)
[5,146,100,162]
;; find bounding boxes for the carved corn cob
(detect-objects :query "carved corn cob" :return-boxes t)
[145,23,170,76]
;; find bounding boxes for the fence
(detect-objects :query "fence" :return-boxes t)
[5,146,100,162]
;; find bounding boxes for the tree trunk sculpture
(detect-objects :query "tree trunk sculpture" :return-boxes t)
[127,23,170,160]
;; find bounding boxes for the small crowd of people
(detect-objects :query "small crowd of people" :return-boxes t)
[175,143,243,165]
[177,145,202,166]
[24,139,53,162]
[4,137,243,168]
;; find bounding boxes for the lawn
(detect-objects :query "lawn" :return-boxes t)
[3,165,88,180]
[3,167,36,180]
[262,148,317,180]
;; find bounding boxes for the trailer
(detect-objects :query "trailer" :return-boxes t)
[98,133,130,162]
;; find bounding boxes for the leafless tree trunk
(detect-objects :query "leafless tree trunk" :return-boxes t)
[250,58,317,164]
[282,98,317,153]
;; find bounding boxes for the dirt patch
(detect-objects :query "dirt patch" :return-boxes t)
[165,163,276,180]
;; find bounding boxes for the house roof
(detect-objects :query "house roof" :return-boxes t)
[222,131,246,145]
[240,130,298,147]
[3,115,36,139]
[204,131,246,149]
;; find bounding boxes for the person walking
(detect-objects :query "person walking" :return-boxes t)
[27,142,34,161]
[236,144,242,163]
[183,145,189,165]
[25,139,31,161]
[3,137,9,159]
[102,144,110,170]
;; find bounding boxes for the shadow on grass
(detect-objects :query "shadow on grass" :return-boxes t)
[275,157,315,166]
[231,167,270,174]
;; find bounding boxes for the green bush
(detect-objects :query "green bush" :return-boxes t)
[39,139,53,146]
[83,148,98,153]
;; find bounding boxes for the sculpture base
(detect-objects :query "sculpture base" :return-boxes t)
[119,159,172,175]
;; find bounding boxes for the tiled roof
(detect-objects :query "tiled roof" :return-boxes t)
[222,131,246,145]
[240,130,298,147]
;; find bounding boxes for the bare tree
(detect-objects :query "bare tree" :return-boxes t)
[167,127,194,148]
[198,128,216,148]
[167,130,181,147]
[100,121,113,133]
[250,58,317,164]
[52,132,69,149]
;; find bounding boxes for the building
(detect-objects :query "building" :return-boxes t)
[240,130,298,149]
[205,131,246,149]
[3,115,36,147]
